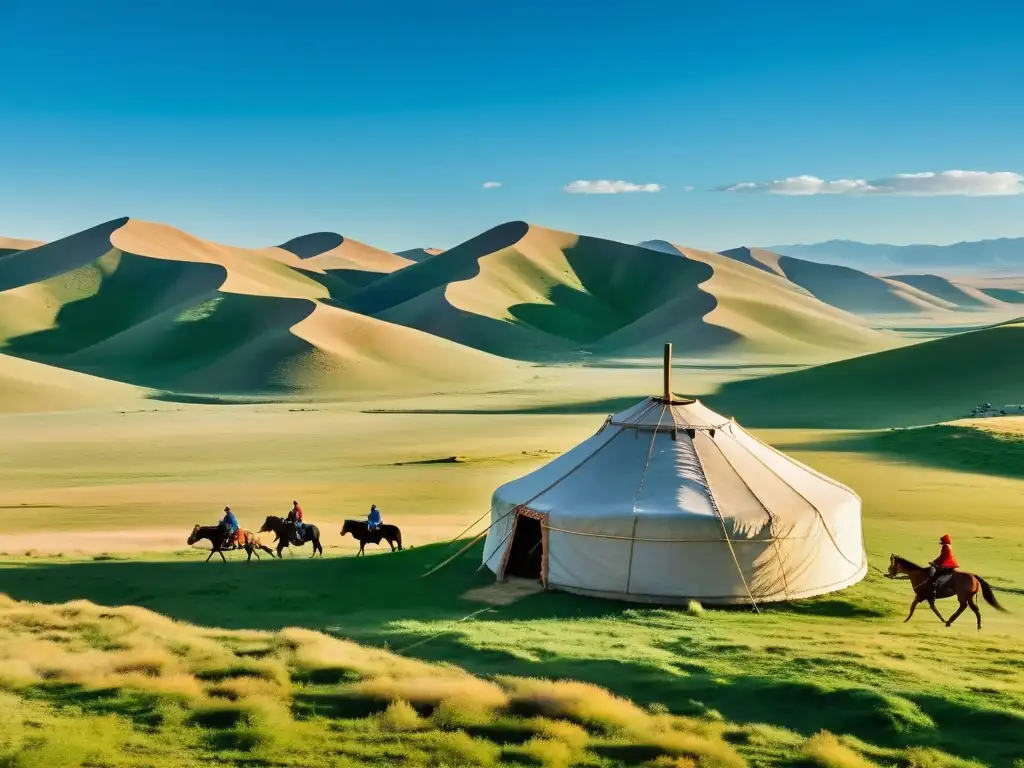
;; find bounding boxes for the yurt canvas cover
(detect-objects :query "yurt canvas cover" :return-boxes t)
[482,392,866,605]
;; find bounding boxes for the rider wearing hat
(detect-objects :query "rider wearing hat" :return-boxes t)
[367,504,382,531]
[287,500,304,542]
[220,506,239,549]
[925,534,958,598]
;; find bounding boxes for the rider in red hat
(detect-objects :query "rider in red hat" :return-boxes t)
[925,534,958,598]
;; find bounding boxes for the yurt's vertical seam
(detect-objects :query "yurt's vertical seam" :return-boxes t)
[479,400,661,568]
[690,434,761,613]
[701,433,791,601]
[726,423,864,571]
[624,403,668,596]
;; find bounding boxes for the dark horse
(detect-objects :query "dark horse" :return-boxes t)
[187,525,275,562]
[341,519,403,556]
[887,554,1006,630]
[258,515,323,558]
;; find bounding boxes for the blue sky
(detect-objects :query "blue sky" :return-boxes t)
[2,0,1023,251]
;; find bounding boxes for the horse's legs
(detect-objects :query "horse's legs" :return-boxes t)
[904,598,920,623]
[388,538,396,552]
[946,599,968,627]
[968,593,982,631]
[927,599,947,623]
[206,547,216,563]
[314,538,323,556]
[247,545,256,562]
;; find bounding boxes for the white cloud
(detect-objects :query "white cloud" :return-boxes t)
[482,181,502,189]
[683,185,694,192]
[563,179,663,194]
[715,170,1024,197]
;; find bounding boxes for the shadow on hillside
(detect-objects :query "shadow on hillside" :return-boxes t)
[0,542,623,637]
[788,426,1024,481]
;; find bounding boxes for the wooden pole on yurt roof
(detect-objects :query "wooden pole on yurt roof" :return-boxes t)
[663,342,672,401]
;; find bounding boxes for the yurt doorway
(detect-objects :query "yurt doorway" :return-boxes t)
[504,514,543,580]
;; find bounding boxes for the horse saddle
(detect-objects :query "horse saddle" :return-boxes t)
[935,571,954,588]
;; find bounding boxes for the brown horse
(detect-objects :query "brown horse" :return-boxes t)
[886,554,1006,630]
[187,525,276,562]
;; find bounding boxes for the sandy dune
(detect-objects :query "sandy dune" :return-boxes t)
[110,219,328,299]
[719,246,1023,317]
[608,244,893,360]
[397,247,445,262]
[0,236,45,254]
[0,216,1020,413]
[281,233,413,274]
[0,352,143,413]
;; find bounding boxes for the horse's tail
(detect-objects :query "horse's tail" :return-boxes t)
[250,532,275,557]
[978,577,1007,612]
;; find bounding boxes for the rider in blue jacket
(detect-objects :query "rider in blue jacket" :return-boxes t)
[221,506,239,548]
[367,504,382,531]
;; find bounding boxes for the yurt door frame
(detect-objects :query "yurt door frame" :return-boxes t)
[498,507,549,587]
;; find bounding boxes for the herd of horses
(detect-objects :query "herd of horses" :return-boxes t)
[186,515,403,562]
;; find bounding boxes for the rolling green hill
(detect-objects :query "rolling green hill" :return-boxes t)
[712,320,1024,428]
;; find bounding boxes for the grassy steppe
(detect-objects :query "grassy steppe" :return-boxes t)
[0,398,1022,767]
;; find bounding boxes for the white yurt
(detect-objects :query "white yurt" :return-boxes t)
[481,346,867,606]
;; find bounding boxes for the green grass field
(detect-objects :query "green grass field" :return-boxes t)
[0,393,1022,767]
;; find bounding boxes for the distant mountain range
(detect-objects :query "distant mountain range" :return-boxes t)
[765,237,1024,275]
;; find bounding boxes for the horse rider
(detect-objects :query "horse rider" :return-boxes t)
[367,504,382,532]
[286,500,304,543]
[220,506,240,549]
[925,534,958,598]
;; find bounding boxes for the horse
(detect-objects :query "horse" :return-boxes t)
[258,515,323,558]
[187,525,275,563]
[886,554,1006,630]
[340,519,403,556]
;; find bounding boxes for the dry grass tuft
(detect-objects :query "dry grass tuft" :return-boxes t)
[430,730,501,767]
[640,730,747,768]
[803,731,879,768]
[521,736,575,767]
[649,757,699,768]
[534,718,590,752]
[193,658,290,687]
[381,699,423,731]
[501,677,650,733]
[353,673,508,713]
[902,747,988,768]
